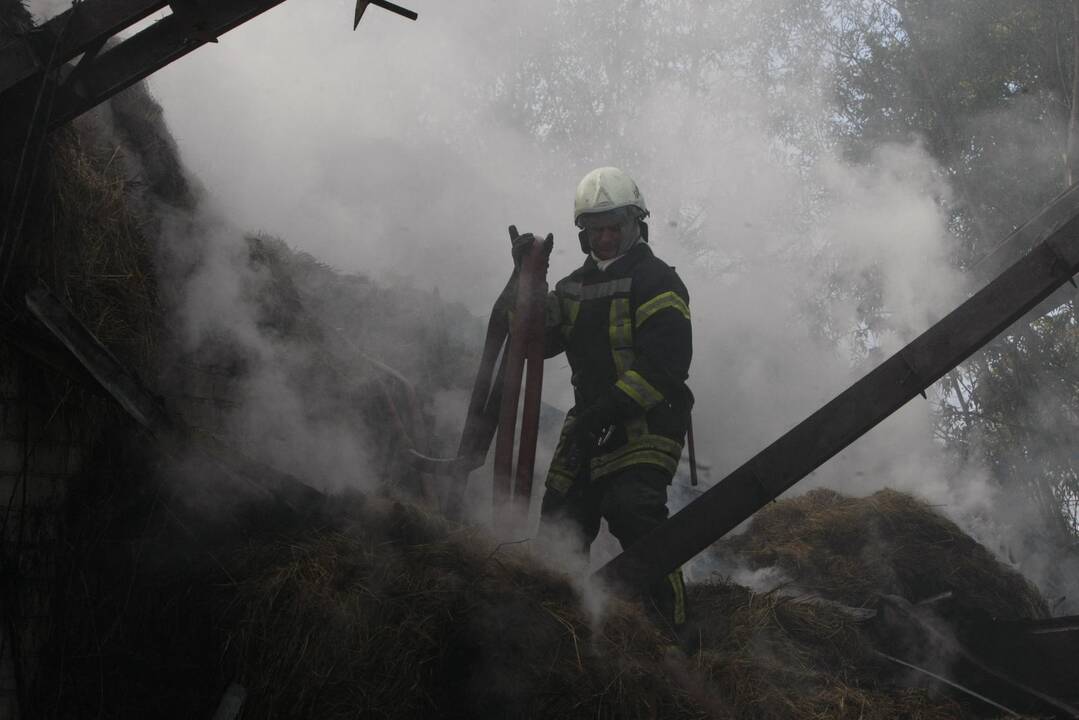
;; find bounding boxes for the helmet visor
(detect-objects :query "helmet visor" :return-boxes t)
[577,207,637,236]
[578,208,641,256]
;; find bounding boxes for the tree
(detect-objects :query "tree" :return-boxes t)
[495,0,1079,545]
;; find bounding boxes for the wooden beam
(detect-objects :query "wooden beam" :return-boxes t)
[0,0,167,93]
[1,0,292,155]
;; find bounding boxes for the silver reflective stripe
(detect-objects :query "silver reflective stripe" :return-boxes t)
[559,277,632,300]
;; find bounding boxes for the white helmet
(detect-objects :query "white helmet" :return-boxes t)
[573,167,648,226]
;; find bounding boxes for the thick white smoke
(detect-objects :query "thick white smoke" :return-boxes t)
[36,0,1072,607]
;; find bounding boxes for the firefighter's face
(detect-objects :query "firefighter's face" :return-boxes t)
[588,223,622,259]
[580,210,632,260]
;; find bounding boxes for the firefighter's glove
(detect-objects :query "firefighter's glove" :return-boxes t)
[510,227,554,271]
[510,226,535,271]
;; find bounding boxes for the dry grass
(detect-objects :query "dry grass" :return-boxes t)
[48,485,1022,718]
[688,584,967,719]
[217,497,975,720]
[718,487,1048,621]
[39,128,161,370]
[225,499,692,719]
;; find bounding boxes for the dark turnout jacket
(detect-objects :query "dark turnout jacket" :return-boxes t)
[544,242,692,491]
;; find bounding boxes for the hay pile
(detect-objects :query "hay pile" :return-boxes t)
[37,127,162,369]
[48,484,1043,718]
[215,497,972,720]
[718,488,1049,621]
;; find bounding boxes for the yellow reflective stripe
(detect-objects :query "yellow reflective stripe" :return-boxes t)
[590,434,683,479]
[669,570,686,625]
[615,370,664,409]
[564,298,580,324]
[591,450,679,479]
[635,291,690,328]
[545,468,575,493]
[609,298,634,375]
[593,434,682,464]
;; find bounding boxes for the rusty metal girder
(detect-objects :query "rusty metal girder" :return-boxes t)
[0,0,292,156]
[596,181,1079,593]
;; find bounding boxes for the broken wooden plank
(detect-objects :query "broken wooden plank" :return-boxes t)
[595,181,1079,596]
[24,284,324,514]
[1,0,293,155]
[26,285,173,433]
[0,0,167,93]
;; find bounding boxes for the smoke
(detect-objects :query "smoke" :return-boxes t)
[46,0,1075,610]
[23,0,69,22]
[152,203,380,496]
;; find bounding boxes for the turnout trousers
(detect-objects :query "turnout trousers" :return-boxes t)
[539,464,687,630]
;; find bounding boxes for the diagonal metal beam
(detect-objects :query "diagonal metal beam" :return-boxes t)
[595,182,1079,593]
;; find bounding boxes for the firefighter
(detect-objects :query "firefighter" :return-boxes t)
[514,167,692,631]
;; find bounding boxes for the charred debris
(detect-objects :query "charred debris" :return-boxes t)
[0,2,1078,718]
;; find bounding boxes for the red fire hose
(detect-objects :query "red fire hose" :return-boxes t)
[492,231,551,517]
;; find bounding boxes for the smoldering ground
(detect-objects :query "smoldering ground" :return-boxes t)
[25,0,1078,610]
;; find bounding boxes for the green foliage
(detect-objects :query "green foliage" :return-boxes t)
[939,309,1079,536]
